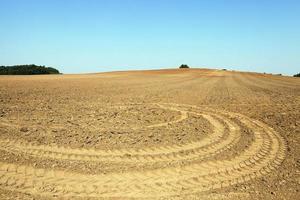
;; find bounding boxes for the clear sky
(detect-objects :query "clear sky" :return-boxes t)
[0,0,299,75]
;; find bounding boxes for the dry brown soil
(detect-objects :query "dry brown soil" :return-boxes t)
[0,68,299,199]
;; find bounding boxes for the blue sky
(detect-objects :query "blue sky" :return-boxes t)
[0,0,299,75]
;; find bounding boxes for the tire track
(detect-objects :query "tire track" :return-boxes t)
[0,104,286,198]
[0,104,239,163]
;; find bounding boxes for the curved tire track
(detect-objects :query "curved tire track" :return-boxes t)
[0,104,240,163]
[0,103,286,198]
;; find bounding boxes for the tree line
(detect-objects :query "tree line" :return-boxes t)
[294,73,300,77]
[0,64,60,75]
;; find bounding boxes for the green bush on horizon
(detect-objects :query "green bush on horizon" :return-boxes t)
[294,73,300,77]
[179,64,190,69]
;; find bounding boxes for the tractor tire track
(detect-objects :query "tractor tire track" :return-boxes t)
[0,104,286,198]
[0,104,239,163]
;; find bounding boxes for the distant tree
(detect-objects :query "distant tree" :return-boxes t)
[0,65,60,75]
[179,64,190,69]
[293,73,300,77]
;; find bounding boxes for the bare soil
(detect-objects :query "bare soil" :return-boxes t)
[0,68,299,199]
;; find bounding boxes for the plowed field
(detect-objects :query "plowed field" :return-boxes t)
[0,69,299,199]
